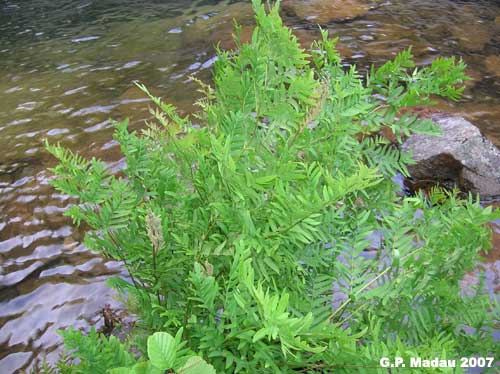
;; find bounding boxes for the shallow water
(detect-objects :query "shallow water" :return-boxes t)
[0,0,499,372]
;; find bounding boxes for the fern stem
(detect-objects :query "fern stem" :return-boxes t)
[108,230,141,290]
[329,245,424,322]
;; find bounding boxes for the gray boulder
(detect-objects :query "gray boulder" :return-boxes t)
[402,115,500,198]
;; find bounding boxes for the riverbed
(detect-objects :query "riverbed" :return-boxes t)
[1,0,499,372]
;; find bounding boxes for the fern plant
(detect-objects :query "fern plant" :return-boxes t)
[44,1,499,373]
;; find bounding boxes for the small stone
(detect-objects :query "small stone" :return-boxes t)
[359,34,374,41]
[402,116,500,198]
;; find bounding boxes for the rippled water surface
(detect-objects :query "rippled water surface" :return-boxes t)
[1,0,499,372]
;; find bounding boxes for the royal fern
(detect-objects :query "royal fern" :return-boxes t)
[43,1,499,373]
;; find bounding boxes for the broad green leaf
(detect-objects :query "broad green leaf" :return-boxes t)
[107,363,162,374]
[108,368,134,374]
[177,356,216,374]
[147,332,177,370]
[132,362,164,374]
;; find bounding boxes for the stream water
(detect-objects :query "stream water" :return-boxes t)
[0,0,499,372]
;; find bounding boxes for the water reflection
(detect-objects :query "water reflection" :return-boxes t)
[0,0,499,372]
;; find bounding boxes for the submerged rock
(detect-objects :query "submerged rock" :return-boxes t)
[282,0,370,24]
[402,116,500,198]
[450,22,492,52]
[485,55,500,77]
[292,28,353,58]
[182,2,254,48]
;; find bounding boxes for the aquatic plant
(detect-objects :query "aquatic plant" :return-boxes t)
[44,0,499,372]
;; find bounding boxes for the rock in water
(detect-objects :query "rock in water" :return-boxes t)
[485,55,500,77]
[402,116,500,198]
[282,0,370,24]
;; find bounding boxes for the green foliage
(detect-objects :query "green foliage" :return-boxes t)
[57,329,215,374]
[45,1,499,373]
[58,328,135,374]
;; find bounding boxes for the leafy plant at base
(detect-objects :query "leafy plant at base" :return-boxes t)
[44,0,499,372]
[50,328,215,374]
